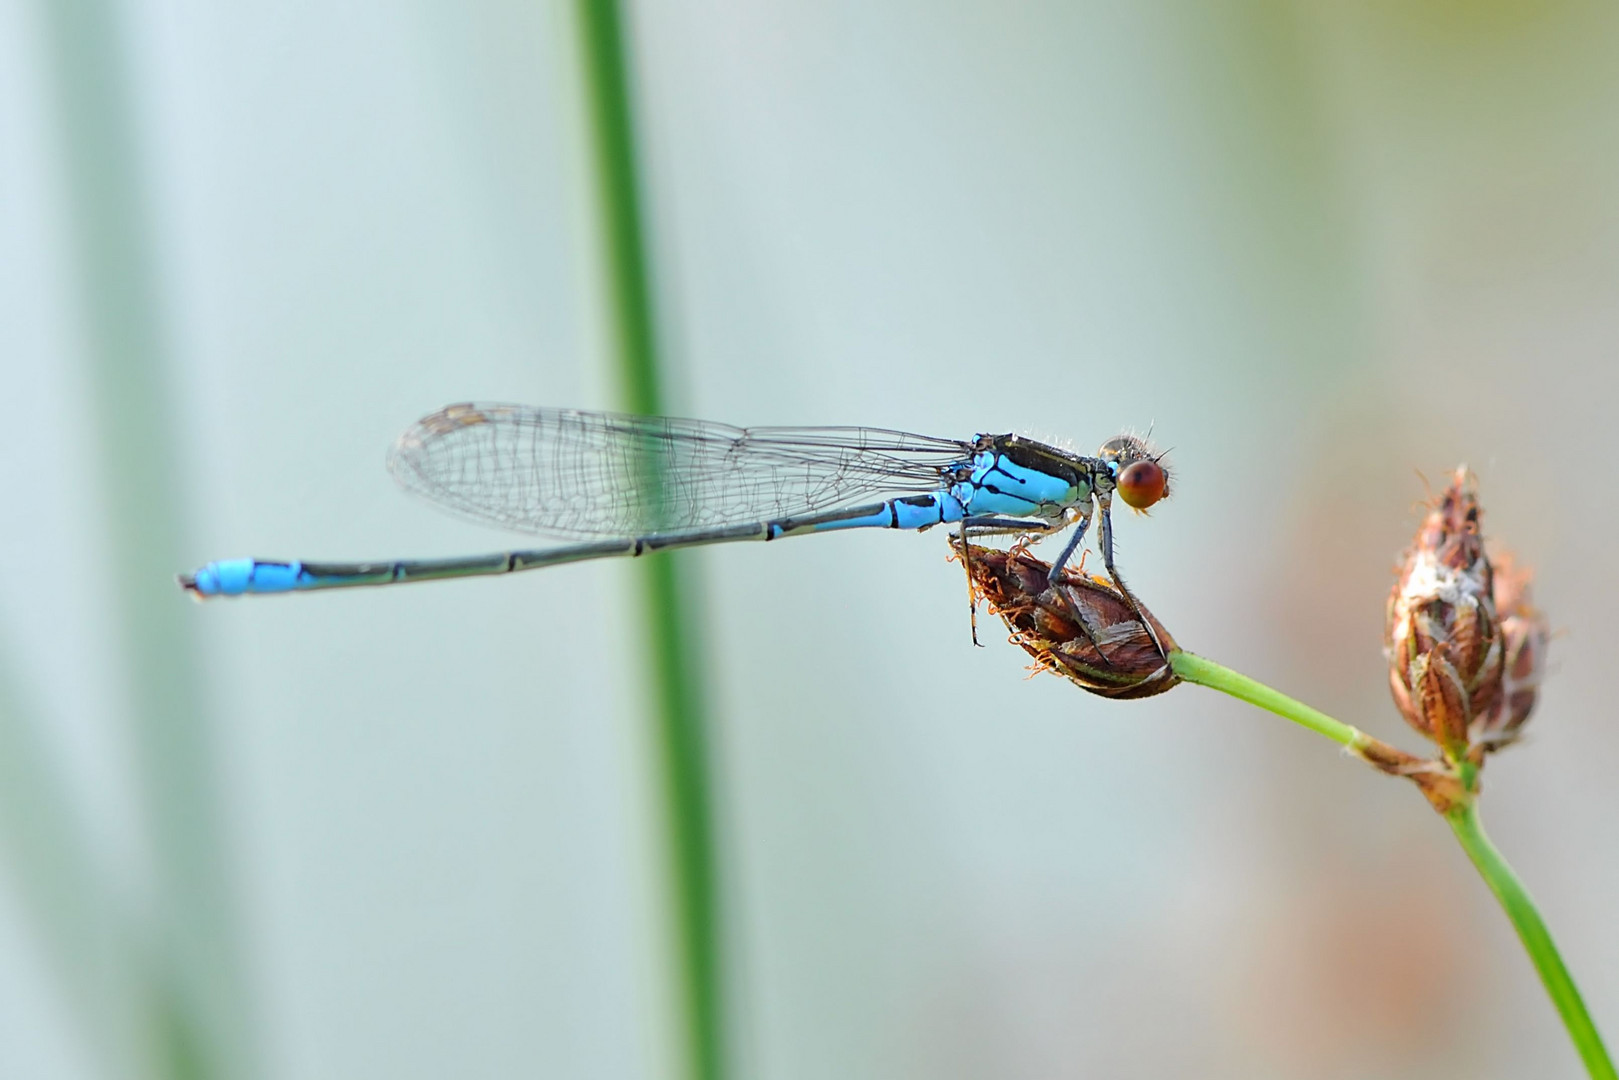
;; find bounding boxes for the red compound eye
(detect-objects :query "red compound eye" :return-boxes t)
[1116,459,1168,510]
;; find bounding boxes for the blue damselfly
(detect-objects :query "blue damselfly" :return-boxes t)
[179,403,1170,645]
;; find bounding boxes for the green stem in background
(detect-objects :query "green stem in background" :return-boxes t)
[0,645,135,1074]
[575,5,726,1080]
[1168,649,1614,1080]
[1448,803,1617,1080]
[41,1,252,1077]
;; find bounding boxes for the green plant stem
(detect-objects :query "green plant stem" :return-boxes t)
[574,5,725,1080]
[1168,649,1614,1079]
[1168,650,1366,750]
[1448,802,1616,1080]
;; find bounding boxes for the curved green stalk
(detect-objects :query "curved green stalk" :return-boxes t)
[1168,650,1365,749]
[1448,803,1616,1080]
[1168,649,1614,1079]
[574,5,726,1080]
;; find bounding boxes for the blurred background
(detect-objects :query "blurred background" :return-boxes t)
[3,1,1617,1077]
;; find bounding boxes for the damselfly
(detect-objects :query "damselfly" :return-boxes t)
[179,403,1170,646]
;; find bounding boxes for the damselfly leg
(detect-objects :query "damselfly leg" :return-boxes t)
[1095,491,1168,660]
[1036,508,1120,663]
[956,515,1063,646]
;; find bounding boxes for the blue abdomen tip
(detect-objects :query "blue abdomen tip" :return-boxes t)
[182,559,303,597]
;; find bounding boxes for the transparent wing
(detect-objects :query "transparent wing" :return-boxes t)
[386,403,975,538]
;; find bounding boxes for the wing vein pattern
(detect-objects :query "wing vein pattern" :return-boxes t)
[387,403,973,539]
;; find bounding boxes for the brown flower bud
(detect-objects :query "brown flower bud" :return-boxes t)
[1385,469,1504,759]
[1472,551,1548,750]
[955,540,1179,699]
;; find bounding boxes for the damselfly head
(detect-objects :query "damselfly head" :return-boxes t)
[1099,434,1171,511]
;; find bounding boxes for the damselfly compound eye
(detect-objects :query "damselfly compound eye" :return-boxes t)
[1116,459,1168,510]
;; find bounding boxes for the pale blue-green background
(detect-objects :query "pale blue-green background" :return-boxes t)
[3,2,1616,1078]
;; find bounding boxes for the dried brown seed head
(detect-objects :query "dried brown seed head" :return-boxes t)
[955,540,1178,699]
[1385,469,1505,759]
[1471,551,1548,751]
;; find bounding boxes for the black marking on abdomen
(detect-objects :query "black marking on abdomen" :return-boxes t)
[896,493,942,527]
